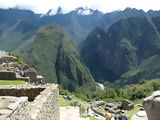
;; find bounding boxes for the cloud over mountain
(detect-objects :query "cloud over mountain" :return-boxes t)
[0,0,159,14]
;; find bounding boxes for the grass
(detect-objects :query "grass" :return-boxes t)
[90,116,100,120]
[125,106,140,120]
[81,115,100,120]
[0,80,27,85]
[59,95,90,107]
[59,95,71,107]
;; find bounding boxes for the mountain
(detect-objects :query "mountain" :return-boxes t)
[100,8,160,31]
[1,7,160,53]
[80,16,160,86]
[0,8,40,58]
[27,24,96,91]
[40,7,103,45]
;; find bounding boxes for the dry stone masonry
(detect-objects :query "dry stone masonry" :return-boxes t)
[0,84,60,120]
[0,50,43,84]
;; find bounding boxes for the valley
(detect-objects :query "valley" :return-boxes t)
[0,6,160,120]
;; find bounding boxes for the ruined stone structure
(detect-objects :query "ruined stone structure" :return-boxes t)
[0,84,60,120]
[23,67,43,84]
[0,50,43,84]
[0,51,16,64]
[122,99,134,110]
[143,91,160,120]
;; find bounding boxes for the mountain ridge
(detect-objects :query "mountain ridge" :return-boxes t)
[80,16,160,86]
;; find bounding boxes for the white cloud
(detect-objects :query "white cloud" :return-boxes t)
[0,0,159,14]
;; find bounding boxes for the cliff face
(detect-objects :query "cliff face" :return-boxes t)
[81,16,160,85]
[27,24,96,91]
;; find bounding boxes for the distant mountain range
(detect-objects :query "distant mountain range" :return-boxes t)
[80,16,160,87]
[1,7,160,51]
[1,7,160,90]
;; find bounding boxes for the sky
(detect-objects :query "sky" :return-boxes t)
[0,0,160,14]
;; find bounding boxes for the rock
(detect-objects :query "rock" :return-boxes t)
[63,95,72,100]
[131,110,148,120]
[106,103,114,108]
[70,101,79,106]
[143,91,160,120]
[122,99,134,110]
[22,64,30,71]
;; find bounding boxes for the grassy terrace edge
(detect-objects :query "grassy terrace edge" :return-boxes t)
[0,80,28,85]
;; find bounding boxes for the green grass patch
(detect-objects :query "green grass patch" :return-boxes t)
[59,95,71,107]
[81,115,100,120]
[0,80,27,85]
[125,107,140,120]
[59,95,90,107]
[90,116,99,120]
[100,105,106,110]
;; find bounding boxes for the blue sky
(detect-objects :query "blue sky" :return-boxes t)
[0,0,159,14]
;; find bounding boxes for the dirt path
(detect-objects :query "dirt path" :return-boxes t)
[60,106,89,120]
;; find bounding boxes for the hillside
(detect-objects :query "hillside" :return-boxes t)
[27,24,96,91]
[0,7,160,53]
[80,16,160,86]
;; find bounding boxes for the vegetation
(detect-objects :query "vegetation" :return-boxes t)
[27,24,96,92]
[0,80,27,85]
[59,78,160,103]
[8,52,25,67]
[80,16,160,87]
[125,107,140,120]
[81,115,99,120]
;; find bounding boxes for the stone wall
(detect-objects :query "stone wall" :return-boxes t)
[0,96,30,120]
[30,84,60,120]
[0,71,16,80]
[0,85,45,101]
[0,84,60,120]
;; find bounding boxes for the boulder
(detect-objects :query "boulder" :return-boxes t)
[63,95,72,100]
[122,99,134,110]
[131,110,148,120]
[143,91,160,120]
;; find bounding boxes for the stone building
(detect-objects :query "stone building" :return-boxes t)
[0,50,43,84]
[0,50,16,64]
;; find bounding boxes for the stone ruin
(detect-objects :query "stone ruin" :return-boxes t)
[0,84,60,120]
[0,50,60,120]
[91,100,134,116]
[0,50,43,84]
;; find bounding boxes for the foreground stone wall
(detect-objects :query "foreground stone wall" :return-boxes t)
[30,84,60,120]
[0,84,60,120]
[0,85,45,101]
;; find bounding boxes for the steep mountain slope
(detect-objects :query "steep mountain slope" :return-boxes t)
[0,20,37,51]
[0,20,37,59]
[0,8,40,58]
[80,27,110,82]
[27,24,96,91]
[81,16,160,85]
